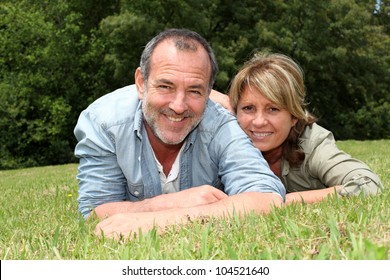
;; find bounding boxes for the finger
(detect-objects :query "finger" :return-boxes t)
[94,224,118,239]
[94,223,105,237]
[212,188,228,200]
[94,219,112,237]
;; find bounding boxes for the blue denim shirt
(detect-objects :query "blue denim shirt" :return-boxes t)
[74,85,285,218]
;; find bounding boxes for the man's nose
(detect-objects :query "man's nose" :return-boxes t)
[169,91,188,114]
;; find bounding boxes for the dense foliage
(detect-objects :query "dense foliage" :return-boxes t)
[1,0,389,169]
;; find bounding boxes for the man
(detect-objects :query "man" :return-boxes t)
[74,29,285,239]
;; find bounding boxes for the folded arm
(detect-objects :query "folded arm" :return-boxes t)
[285,173,383,205]
[90,185,228,220]
[95,192,283,239]
[292,129,384,204]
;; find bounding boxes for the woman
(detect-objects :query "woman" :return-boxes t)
[213,52,383,204]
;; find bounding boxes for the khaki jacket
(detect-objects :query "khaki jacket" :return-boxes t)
[281,123,382,196]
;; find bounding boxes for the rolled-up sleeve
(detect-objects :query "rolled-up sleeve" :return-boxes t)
[308,133,383,196]
[212,119,286,200]
[74,110,127,218]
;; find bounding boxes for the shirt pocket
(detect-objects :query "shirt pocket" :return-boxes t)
[126,183,145,201]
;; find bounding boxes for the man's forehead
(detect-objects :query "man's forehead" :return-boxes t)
[153,39,208,58]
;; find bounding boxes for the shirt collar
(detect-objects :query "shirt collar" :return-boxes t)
[134,100,144,139]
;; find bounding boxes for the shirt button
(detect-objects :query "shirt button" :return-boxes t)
[134,191,139,196]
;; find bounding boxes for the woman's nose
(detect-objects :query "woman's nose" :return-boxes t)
[253,111,268,126]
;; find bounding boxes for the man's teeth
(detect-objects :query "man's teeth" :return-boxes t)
[168,116,184,122]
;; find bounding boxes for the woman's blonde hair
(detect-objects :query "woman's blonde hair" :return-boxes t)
[229,52,316,166]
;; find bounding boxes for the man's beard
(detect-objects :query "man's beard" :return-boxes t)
[142,99,204,145]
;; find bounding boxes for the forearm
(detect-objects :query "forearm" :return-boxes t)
[149,192,283,231]
[90,185,228,220]
[184,192,282,220]
[91,201,145,220]
[94,192,283,239]
[285,186,342,205]
[91,194,181,220]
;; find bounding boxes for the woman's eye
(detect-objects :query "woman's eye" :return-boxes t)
[269,107,280,112]
[242,105,254,112]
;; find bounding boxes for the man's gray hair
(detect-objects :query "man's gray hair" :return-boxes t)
[139,28,218,89]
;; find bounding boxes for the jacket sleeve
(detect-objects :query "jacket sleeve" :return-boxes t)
[307,130,383,196]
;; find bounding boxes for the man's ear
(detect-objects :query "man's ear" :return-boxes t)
[135,67,145,100]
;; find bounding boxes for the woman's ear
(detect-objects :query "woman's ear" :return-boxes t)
[291,117,298,127]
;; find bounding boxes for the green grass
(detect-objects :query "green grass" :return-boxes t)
[0,140,389,260]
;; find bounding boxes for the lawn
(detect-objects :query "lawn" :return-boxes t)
[0,140,388,260]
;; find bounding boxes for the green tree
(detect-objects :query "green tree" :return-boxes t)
[0,0,389,169]
[249,0,390,139]
[99,0,281,91]
[0,1,115,169]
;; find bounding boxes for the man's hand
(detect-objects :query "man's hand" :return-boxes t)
[94,192,283,240]
[94,187,226,240]
[91,185,227,219]
[95,212,161,240]
[167,185,228,208]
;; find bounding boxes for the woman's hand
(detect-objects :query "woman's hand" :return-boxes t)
[209,90,234,113]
